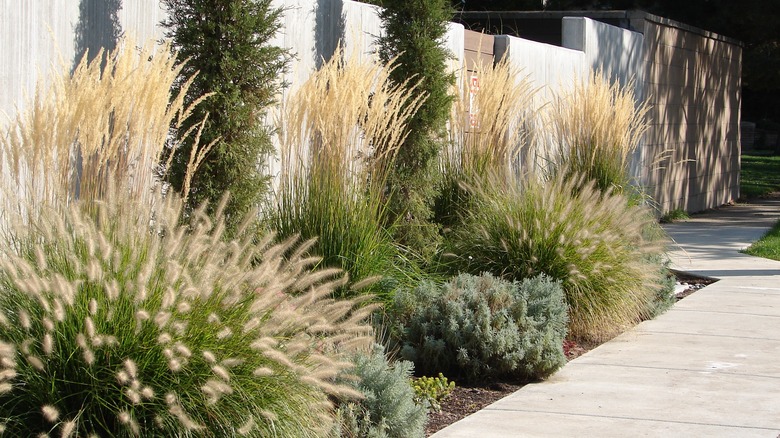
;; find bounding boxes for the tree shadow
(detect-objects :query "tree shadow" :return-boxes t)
[315,0,346,68]
[73,0,123,69]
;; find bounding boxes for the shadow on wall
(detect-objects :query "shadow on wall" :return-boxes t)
[315,0,346,68]
[643,22,740,213]
[73,0,123,69]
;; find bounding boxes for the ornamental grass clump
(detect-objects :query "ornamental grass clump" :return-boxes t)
[271,47,424,299]
[437,58,536,228]
[391,273,568,381]
[546,71,648,195]
[0,190,376,436]
[0,38,209,227]
[0,38,375,436]
[446,172,669,342]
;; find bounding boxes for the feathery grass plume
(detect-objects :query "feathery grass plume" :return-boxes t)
[270,45,424,300]
[0,38,373,435]
[445,57,536,180]
[446,171,669,342]
[545,70,648,195]
[438,56,537,228]
[0,38,211,229]
[0,187,375,436]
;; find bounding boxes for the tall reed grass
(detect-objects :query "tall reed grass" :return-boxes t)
[545,71,648,195]
[271,47,424,299]
[0,39,210,228]
[437,58,536,228]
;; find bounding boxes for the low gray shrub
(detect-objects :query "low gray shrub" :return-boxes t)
[391,273,568,382]
[336,345,427,438]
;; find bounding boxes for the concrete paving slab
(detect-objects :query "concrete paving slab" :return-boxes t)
[671,287,780,316]
[431,199,780,437]
[434,363,780,437]
[432,410,779,438]
[572,330,780,378]
[634,306,780,340]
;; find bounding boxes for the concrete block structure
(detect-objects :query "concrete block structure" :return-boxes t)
[1,2,741,214]
[629,14,742,213]
[458,10,742,213]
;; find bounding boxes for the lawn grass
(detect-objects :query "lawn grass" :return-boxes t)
[743,220,780,261]
[741,154,780,261]
[740,154,780,199]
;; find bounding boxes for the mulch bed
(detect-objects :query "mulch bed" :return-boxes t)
[424,339,593,436]
[424,273,715,436]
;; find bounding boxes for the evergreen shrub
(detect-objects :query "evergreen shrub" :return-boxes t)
[377,0,455,260]
[391,273,568,382]
[162,0,289,233]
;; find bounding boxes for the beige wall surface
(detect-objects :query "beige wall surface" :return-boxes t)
[639,17,741,213]
[1,4,740,215]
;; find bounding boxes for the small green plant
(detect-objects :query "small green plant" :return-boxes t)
[335,345,428,438]
[391,273,568,381]
[412,373,455,413]
[660,208,690,223]
[446,172,670,342]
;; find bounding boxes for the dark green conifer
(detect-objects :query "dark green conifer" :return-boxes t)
[161,0,288,233]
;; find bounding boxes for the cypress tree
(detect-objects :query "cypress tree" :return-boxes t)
[161,0,288,233]
[377,0,455,260]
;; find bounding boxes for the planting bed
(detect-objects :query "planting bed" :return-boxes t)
[424,272,715,436]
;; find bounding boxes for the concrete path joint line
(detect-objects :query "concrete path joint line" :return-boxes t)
[480,408,780,432]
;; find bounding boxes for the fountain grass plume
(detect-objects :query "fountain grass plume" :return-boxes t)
[446,170,669,342]
[0,187,376,436]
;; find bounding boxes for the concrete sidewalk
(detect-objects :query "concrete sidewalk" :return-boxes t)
[432,199,780,437]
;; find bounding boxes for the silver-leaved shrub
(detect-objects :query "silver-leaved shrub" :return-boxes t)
[391,273,568,382]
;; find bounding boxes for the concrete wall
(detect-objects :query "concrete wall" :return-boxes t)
[495,34,587,102]
[0,0,166,118]
[636,16,741,213]
[562,17,645,98]
[271,0,463,92]
[1,3,740,214]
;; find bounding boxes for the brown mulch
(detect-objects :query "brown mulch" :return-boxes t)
[424,274,714,436]
[424,340,592,436]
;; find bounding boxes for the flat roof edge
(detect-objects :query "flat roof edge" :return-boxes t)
[455,10,742,46]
